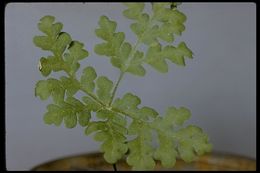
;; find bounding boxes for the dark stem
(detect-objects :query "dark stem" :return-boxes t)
[113,163,117,171]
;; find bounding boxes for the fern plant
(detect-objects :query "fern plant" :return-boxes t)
[33,3,212,170]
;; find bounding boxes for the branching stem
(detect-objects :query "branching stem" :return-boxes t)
[107,13,156,107]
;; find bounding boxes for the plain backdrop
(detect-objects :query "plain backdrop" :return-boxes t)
[5,3,256,171]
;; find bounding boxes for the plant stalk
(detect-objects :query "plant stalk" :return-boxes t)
[109,71,125,106]
[113,163,117,171]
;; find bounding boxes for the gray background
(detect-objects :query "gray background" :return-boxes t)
[5,3,256,171]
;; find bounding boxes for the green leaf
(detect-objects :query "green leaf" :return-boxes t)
[123,3,145,20]
[33,31,72,56]
[35,79,65,104]
[35,80,51,100]
[95,109,127,129]
[163,42,193,66]
[145,42,193,72]
[120,3,193,76]
[78,110,91,127]
[145,43,168,73]
[95,32,125,57]
[52,32,72,56]
[94,16,125,58]
[38,57,52,76]
[37,16,62,36]
[157,21,185,43]
[118,42,132,70]
[43,104,63,126]
[95,15,148,77]
[33,16,68,53]
[82,96,102,112]
[141,25,160,46]
[151,106,211,166]
[43,96,91,128]
[38,56,65,77]
[164,106,191,127]
[64,41,89,75]
[127,121,155,170]
[95,16,139,74]
[65,97,91,127]
[125,51,146,76]
[101,118,128,163]
[130,13,149,40]
[66,96,85,109]
[96,109,113,119]
[113,93,140,111]
[64,114,77,128]
[176,125,212,162]
[85,121,106,135]
[85,120,128,164]
[153,133,177,168]
[175,42,193,59]
[60,76,80,97]
[95,15,117,41]
[151,106,191,167]
[101,134,128,164]
[126,65,146,76]
[97,2,194,79]
[153,5,187,42]
[153,3,186,23]
[96,12,190,77]
[33,36,53,50]
[96,76,113,104]
[67,41,89,60]
[113,93,158,121]
[80,66,97,93]
[138,106,158,120]
[34,15,91,77]
[151,106,191,134]
[131,51,144,65]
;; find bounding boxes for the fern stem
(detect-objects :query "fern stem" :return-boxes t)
[109,71,125,106]
[107,11,158,109]
[80,87,106,107]
[108,29,144,107]
[123,12,156,72]
[113,163,117,171]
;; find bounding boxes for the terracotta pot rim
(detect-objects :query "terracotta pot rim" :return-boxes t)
[31,150,256,171]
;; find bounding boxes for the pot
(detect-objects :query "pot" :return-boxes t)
[31,151,256,171]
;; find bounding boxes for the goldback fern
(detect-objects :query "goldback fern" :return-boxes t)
[33,3,212,170]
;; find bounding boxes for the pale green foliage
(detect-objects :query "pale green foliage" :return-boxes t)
[175,125,212,162]
[145,42,193,73]
[123,3,145,20]
[64,41,89,75]
[82,96,102,112]
[96,76,113,104]
[94,15,146,76]
[33,15,88,77]
[60,76,80,97]
[95,3,193,75]
[123,3,193,73]
[113,93,158,120]
[34,3,211,171]
[151,107,191,168]
[85,117,128,163]
[43,97,91,128]
[35,78,65,104]
[150,107,212,168]
[127,120,155,170]
[80,66,97,93]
